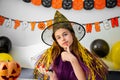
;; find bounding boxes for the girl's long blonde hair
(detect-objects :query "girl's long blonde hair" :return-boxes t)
[34,31,108,80]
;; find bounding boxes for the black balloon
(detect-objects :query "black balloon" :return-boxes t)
[106,0,117,8]
[42,0,52,8]
[90,39,109,58]
[23,0,31,3]
[0,36,12,53]
[62,0,72,10]
[84,0,94,10]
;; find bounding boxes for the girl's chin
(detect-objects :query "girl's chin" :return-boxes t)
[63,46,67,50]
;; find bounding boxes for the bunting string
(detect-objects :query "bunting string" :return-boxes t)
[0,15,120,33]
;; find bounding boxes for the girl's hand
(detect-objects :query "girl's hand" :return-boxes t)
[61,46,77,62]
[37,66,58,80]
[37,64,52,75]
[37,65,48,75]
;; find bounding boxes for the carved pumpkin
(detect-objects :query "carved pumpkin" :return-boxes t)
[84,0,94,10]
[62,0,72,10]
[0,61,21,80]
[38,22,45,30]
[106,0,117,8]
[94,0,106,9]
[42,0,52,8]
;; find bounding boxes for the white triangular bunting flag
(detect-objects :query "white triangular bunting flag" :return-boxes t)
[22,21,29,30]
[103,20,111,30]
[5,19,12,28]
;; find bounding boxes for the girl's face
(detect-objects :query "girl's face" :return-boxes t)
[54,28,73,49]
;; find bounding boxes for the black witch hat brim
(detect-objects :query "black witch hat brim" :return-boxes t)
[41,21,86,46]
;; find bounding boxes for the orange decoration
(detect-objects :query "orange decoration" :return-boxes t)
[38,22,45,30]
[31,0,41,6]
[86,23,92,33]
[95,22,101,32]
[52,0,62,9]
[94,0,106,9]
[46,20,53,29]
[14,20,20,29]
[111,17,119,28]
[46,20,53,27]
[117,0,120,6]
[0,16,5,25]
[0,61,21,80]
[73,0,83,10]
[30,22,36,31]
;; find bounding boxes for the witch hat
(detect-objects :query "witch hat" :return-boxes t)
[41,11,86,46]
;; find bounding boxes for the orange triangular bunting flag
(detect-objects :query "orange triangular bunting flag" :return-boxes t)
[30,22,36,31]
[14,20,20,29]
[0,16,5,25]
[86,23,92,33]
[95,22,101,32]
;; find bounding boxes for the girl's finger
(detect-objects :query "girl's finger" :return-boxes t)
[64,47,67,51]
[40,66,44,73]
[67,46,70,54]
[43,68,47,74]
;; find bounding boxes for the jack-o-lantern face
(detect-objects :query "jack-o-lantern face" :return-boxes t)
[0,61,21,80]
[42,0,52,7]
[84,0,94,10]
[62,0,72,10]
[106,0,117,8]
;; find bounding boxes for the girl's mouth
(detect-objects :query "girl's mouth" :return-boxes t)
[63,42,68,46]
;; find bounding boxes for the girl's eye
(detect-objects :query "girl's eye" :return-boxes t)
[63,33,67,36]
[56,36,61,40]
[55,33,68,40]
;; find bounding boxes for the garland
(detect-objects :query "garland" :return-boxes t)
[0,15,120,33]
[23,0,120,10]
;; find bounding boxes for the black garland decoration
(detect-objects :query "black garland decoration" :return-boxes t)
[23,0,120,10]
[84,0,94,10]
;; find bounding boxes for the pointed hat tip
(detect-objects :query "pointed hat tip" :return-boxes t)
[55,10,59,14]
[54,10,69,23]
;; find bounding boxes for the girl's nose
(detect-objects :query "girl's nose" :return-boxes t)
[61,36,65,41]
